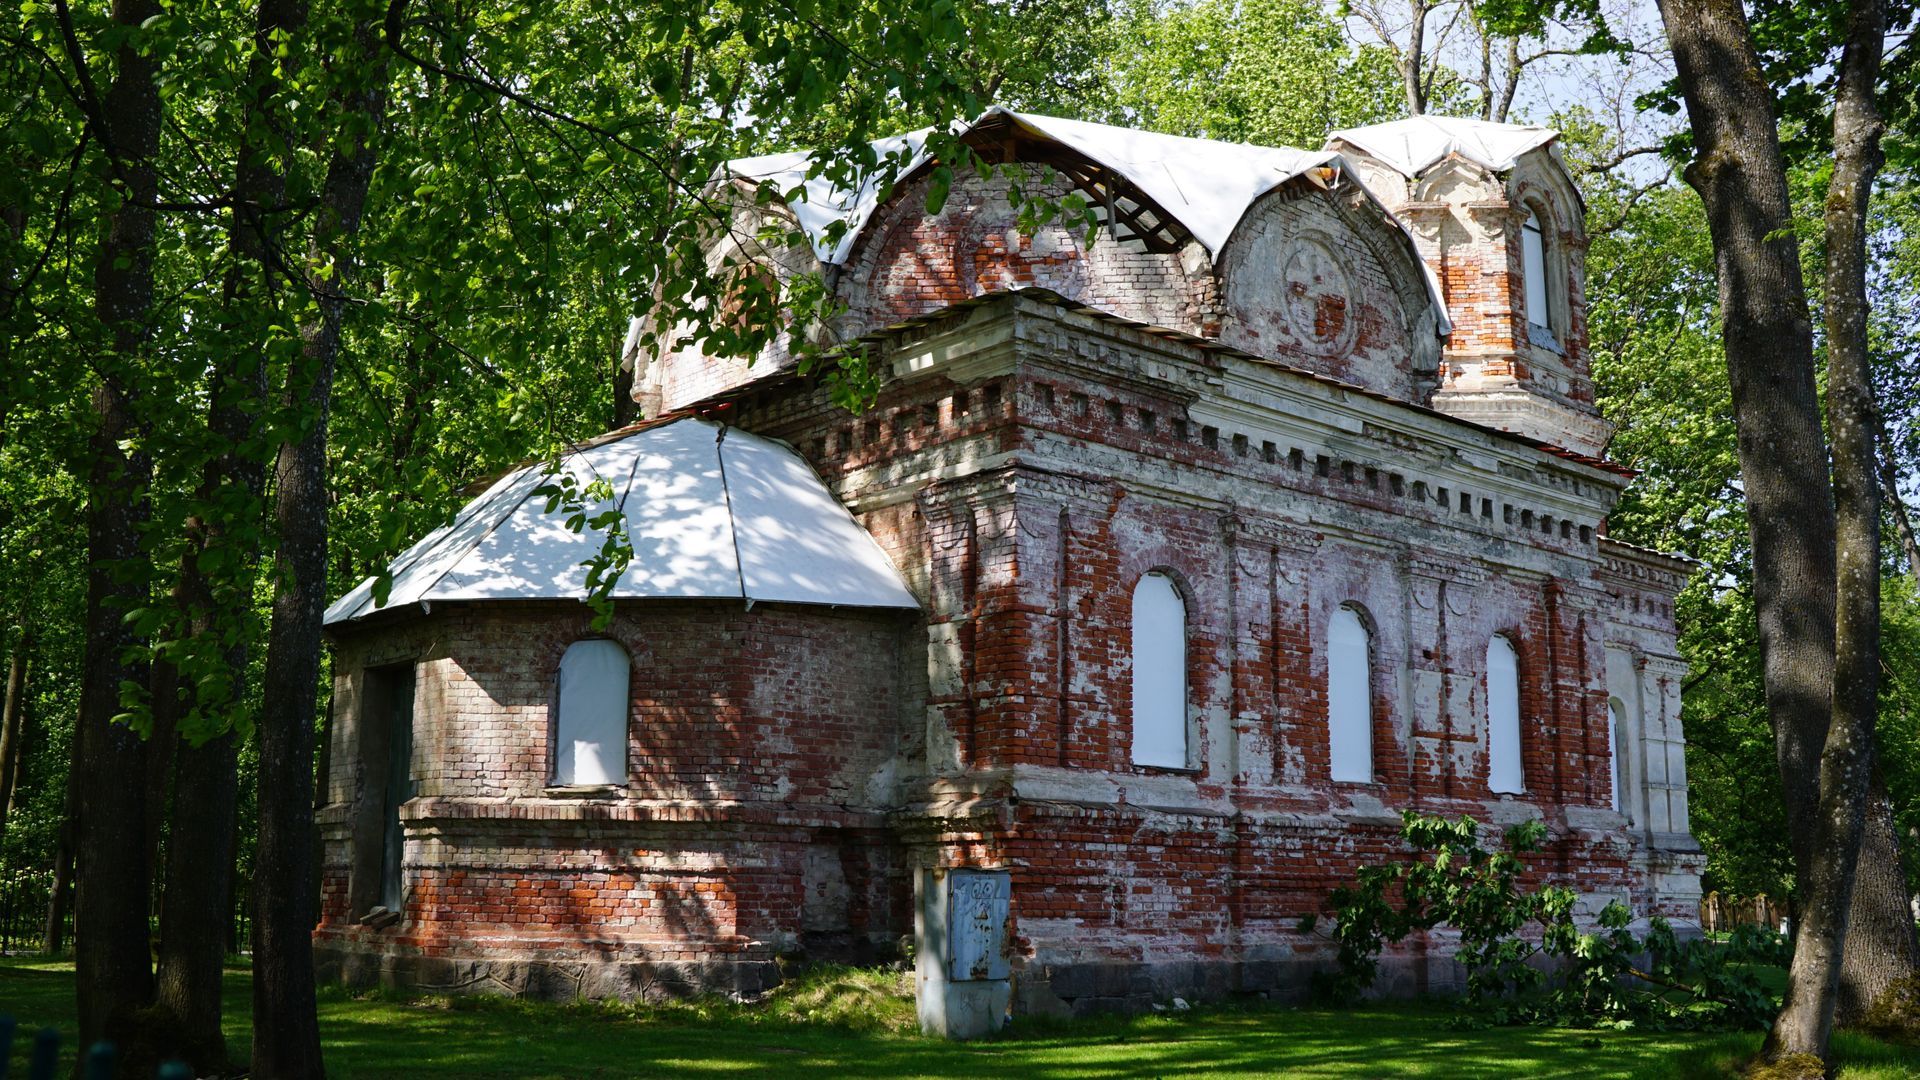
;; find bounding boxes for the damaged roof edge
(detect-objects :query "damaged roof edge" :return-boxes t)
[718,108,1454,337]
[851,286,1632,480]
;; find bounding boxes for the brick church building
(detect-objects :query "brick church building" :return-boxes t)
[314,110,1702,1029]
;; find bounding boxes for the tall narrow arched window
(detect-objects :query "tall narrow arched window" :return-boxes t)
[1522,207,1551,335]
[1328,606,1373,782]
[1607,699,1625,812]
[1131,573,1188,768]
[553,639,630,786]
[1487,636,1524,794]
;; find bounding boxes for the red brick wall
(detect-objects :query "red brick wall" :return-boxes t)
[838,171,1218,338]
[318,601,914,968]
[324,293,1686,1003]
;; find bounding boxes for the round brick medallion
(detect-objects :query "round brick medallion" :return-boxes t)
[1281,233,1357,356]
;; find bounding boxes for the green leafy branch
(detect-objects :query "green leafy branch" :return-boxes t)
[1307,810,1786,1029]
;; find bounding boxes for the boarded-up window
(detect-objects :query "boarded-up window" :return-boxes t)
[553,640,630,786]
[1606,700,1622,811]
[1328,607,1373,782]
[1522,208,1550,332]
[1131,573,1188,768]
[1609,698,1631,816]
[1487,636,1524,794]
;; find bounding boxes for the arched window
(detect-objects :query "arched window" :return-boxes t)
[1522,207,1551,336]
[1605,699,1620,807]
[1131,573,1188,768]
[553,639,630,786]
[1328,606,1373,782]
[1487,636,1524,794]
[1608,698,1631,817]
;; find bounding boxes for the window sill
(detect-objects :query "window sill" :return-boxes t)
[1129,762,1200,776]
[1525,325,1565,355]
[357,906,402,931]
[543,784,627,798]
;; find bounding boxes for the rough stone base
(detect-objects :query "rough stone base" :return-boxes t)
[314,945,782,1003]
[1013,952,1476,1018]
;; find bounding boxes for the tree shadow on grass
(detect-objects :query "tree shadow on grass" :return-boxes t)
[6,960,1917,1079]
[310,995,1715,1080]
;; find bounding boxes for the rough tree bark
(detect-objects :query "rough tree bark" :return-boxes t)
[42,710,80,955]
[153,0,303,1068]
[0,635,29,840]
[1351,0,1430,115]
[1654,0,1876,1065]
[1837,771,1920,1026]
[155,731,240,1069]
[252,11,387,1075]
[1652,0,1831,873]
[1761,0,1884,1062]
[63,0,164,1061]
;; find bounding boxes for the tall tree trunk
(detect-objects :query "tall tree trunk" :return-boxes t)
[43,709,81,955]
[612,336,639,428]
[1654,0,1883,1064]
[155,732,240,1070]
[0,635,29,840]
[1838,771,1920,1026]
[1763,0,1885,1062]
[252,15,386,1076]
[67,0,164,1062]
[1399,0,1430,115]
[152,0,301,1068]
[142,658,178,880]
[1653,0,1832,882]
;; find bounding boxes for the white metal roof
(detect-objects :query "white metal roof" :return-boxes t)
[729,127,934,266]
[725,107,1450,334]
[1326,115,1559,178]
[727,107,1342,264]
[323,418,920,625]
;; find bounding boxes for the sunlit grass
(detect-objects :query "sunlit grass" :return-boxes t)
[2,957,1916,1077]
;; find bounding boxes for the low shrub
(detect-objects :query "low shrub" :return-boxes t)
[1308,810,1786,1029]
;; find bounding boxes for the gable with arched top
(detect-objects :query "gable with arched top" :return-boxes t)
[1214,180,1444,400]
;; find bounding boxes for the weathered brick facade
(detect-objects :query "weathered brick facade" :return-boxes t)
[320,115,1700,1017]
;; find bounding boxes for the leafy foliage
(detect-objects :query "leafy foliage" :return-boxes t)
[1315,811,1786,1029]
[1095,0,1405,148]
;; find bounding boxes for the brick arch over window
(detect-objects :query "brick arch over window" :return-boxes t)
[1486,634,1524,794]
[1327,604,1374,783]
[551,639,631,786]
[1517,195,1569,348]
[1130,571,1189,769]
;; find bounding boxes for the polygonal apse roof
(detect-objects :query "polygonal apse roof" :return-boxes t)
[323,418,920,625]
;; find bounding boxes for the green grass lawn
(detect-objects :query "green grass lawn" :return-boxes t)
[2,958,1916,1078]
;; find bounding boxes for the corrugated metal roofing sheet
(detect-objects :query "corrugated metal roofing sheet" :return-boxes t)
[323,418,919,625]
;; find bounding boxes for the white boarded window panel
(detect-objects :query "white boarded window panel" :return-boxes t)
[554,640,630,785]
[1487,636,1524,794]
[1328,608,1373,782]
[1609,699,1627,815]
[1131,574,1188,768]
[1522,209,1550,330]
